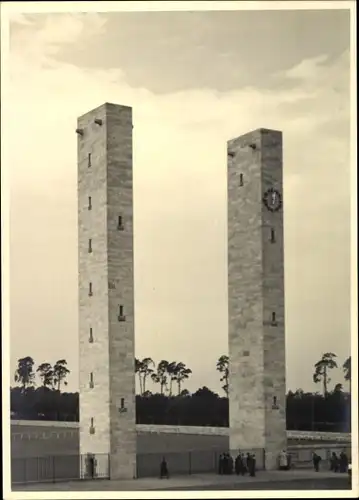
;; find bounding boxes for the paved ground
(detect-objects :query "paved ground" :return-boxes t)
[166,477,351,490]
[12,470,352,492]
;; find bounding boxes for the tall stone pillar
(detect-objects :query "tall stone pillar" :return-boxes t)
[227,128,287,470]
[77,102,136,479]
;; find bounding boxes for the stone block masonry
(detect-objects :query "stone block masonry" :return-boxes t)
[77,103,136,480]
[227,129,286,470]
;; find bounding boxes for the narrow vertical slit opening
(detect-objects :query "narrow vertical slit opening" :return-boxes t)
[270,228,276,243]
[118,305,125,321]
[271,312,277,325]
[118,216,124,230]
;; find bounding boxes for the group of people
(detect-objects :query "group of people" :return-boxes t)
[329,451,349,473]
[159,449,350,480]
[218,452,257,477]
[312,450,350,473]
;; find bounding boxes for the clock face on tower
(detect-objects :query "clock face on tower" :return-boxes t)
[263,188,282,212]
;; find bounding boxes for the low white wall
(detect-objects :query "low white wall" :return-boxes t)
[136,424,229,436]
[11,420,78,429]
[10,421,351,442]
[287,430,351,442]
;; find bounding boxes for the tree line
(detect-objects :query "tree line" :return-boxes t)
[13,357,70,392]
[13,353,351,397]
[135,358,192,396]
[11,353,351,432]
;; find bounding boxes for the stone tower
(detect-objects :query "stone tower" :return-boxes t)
[77,103,136,480]
[227,128,286,470]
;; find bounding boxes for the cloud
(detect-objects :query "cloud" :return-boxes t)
[284,54,330,80]
[8,13,33,25]
[8,14,351,394]
[10,13,107,62]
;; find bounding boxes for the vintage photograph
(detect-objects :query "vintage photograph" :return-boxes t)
[1,0,357,496]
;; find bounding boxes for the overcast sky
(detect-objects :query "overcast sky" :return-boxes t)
[6,6,352,396]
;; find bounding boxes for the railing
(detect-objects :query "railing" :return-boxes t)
[12,445,350,485]
[12,449,265,484]
[11,453,109,484]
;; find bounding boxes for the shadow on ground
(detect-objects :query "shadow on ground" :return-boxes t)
[159,477,351,491]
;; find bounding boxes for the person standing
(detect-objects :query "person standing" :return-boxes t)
[250,453,256,477]
[330,452,339,472]
[160,457,169,479]
[279,450,288,471]
[246,452,252,474]
[85,453,97,479]
[245,453,254,477]
[235,453,241,475]
[329,452,334,471]
[235,452,245,475]
[241,453,247,475]
[339,451,348,473]
[228,454,234,475]
[312,452,322,472]
[218,453,224,475]
[223,453,229,474]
